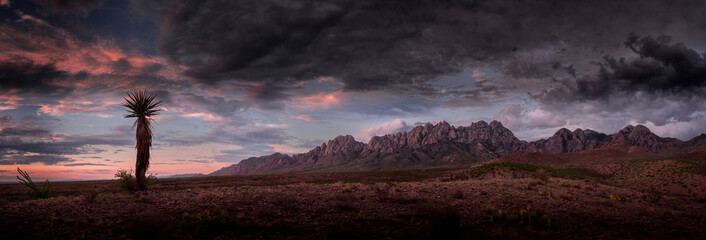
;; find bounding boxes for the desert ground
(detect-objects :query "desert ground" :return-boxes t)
[2,147,706,239]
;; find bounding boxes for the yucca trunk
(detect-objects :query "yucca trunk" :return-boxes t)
[135,116,152,191]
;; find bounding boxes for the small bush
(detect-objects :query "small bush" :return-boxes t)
[128,211,177,240]
[181,210,230,238]
[115,169,157,192]
[535,169,551,182]
[609,194,629,202]
[489,208,553,230]
[452,189,464,199]
[644,186,663,203]
[417,201,462,238]
[17,168,51,198]
[84,189,99,204]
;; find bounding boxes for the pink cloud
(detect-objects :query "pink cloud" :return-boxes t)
[254,123,290,128]
[292,91,345,109]
[288,114,318,123]
[37,98,112,117]
[267,144,310,154]
[0,15,184,93]
[0,93,23,110]
[356,119,410,143]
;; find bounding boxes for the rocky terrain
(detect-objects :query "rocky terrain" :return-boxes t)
[3,122,706,239]
[211,121,706,175]
[2,141,705,239]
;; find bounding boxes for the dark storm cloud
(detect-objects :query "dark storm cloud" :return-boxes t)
[0,117,132,165]
[133,0,706,102]
[0,153,74,165]
[0,59,72,96]
[536,34,706,103]
[244,83,292,110]
[155,90,250,117]
[31,0,106,15]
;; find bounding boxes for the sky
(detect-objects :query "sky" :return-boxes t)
[1,0,706,181]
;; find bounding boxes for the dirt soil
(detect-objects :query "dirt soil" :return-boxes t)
[1,163,705,240]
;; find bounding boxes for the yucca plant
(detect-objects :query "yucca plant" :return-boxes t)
[122,90,162,191]
[17,167,51,198]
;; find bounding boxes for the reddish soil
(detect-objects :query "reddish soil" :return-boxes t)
[2,147,705,239]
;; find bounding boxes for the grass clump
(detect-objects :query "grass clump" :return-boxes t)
[115,169,157,192]
[443,162,604,182]
[16,168,51,198]
[417,201,462,238]
[609,194,629,202]
[181,210,230,238]
[489,208,554,230]
[644,186,663,203]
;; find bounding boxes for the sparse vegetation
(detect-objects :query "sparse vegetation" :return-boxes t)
[442,162,605,182]
[115,169,157,192]
[16,168,51,198]
[535,169,551,182]
[417,201,462,238]
[181,209,230,238]
[2,163,705,239]
[609,194,629,202]
[644,186,663,203]
[488,207,554,230]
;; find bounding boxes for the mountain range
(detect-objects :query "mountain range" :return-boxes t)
[210,121,706,176]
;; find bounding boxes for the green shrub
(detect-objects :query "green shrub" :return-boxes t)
[115,169,157,192]
[17,168,51,198]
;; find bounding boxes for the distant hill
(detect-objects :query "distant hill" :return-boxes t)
[161,173,205,178]
[211,121,706,176]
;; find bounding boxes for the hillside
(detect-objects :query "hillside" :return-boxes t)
[211,121,706,176]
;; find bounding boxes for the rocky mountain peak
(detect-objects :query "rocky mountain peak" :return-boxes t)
[210,121,706,176]
[619,125,635,135]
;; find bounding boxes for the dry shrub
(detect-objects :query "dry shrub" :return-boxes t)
[452,189,464,199]
[115,169,158,192]
[535,169,551,182]
[645,186,663,203]
[417,201,462,238]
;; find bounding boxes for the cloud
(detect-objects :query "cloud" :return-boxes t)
[62,162,109,166]
[0,59,72,97]
[0,117,132,165]
[38,98,113,117]
[267,144,310,154]
[288,114,318,123]
[540,34,706,102]
[492,104,566,131]
[254,123,290,128]
[292,91,345,109]
[156,90,249,124]
[525,34,706,140]
[356,119,411,143]
[31,0,106,15]
[127,0,573,94]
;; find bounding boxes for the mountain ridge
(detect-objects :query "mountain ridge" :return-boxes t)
[210,121,706,176]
